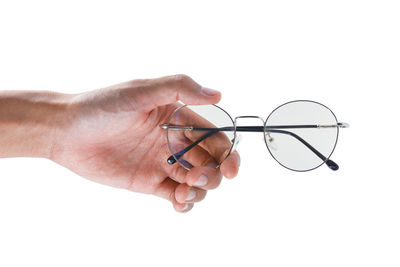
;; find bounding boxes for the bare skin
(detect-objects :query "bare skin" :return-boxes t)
[0,75,240,212]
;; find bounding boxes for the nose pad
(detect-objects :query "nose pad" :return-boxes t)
[266,132,277,151]
[231,134,242,152]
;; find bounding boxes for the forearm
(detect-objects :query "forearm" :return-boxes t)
[0,90,71,159]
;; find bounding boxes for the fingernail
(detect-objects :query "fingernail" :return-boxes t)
[185,189,196,201]
[181,203,193,212]
[201,87,220,96]
[194,174,208,187]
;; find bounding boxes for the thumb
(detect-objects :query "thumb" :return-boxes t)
[132,74,221,111]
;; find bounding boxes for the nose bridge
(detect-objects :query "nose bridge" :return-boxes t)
[234,115,265,126]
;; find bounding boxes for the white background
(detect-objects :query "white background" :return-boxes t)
[0,1,399,266]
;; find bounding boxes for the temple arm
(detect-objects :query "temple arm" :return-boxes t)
[160,123,349,171]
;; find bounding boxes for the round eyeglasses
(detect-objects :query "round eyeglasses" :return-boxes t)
[160,100,349,172]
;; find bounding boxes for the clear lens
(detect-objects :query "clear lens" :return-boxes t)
[264,100,338,171]
[166,105,235,170]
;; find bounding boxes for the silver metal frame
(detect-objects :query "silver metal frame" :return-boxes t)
[161,100,349,172]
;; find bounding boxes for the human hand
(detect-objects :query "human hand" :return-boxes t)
[50,75,240,212]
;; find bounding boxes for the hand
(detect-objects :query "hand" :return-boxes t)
[50,75,241,212]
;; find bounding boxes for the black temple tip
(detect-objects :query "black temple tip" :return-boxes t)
[326,159,339,171]
[167,155,177,165]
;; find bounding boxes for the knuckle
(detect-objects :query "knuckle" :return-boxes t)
[171,74,192,84]
[169,74,197,90]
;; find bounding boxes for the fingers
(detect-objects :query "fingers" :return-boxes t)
[168,142,218,174]
[166,148,240,187]
[166,148,223,190]
[153,178,194,213]
[175,183,207,203]
[184,125,233,164]
[185,165,223,190]
[153,178,206,213]
[220,150,240,179]
[154,150,240,212]
[133,74,221,111]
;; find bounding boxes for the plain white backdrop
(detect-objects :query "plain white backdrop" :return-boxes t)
[1,0,399,266]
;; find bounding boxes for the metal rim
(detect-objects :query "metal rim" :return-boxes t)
[263,100,340,172]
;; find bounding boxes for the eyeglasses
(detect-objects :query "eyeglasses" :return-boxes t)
[160,100,349,172]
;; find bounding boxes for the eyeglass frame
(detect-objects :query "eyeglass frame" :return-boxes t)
[160,100,349,172]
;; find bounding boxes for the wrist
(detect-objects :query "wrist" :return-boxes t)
[0,90,74,159]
